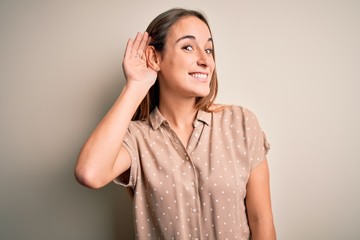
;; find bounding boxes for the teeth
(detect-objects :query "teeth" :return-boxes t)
[191,73,207,79]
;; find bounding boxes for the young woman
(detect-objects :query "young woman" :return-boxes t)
[75,8,276,240]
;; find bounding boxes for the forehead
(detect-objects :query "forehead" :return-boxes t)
[168,16,212,42]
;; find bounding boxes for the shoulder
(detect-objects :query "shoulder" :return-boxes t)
[209,104,264,131]
[210,104,257,120]
[126,119,152,135]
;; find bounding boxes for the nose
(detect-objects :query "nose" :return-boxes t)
[197,50,212,68]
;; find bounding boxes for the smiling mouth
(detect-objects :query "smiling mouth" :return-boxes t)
[189,73,208,79]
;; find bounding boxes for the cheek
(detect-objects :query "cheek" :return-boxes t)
[174,55,194,66]
[209,60,216,72]
[165,55,185,68]
[160,52,198,76]
[209,57,215,68]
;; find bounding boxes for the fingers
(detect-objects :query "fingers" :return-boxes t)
[131,32,142,57]
[124,38,133,59]
[137,32,148,58]
[131,32,149,59]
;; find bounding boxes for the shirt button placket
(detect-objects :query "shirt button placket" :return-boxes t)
[189,179,200,239]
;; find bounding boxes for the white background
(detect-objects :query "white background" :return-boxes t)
[1,0,359,239]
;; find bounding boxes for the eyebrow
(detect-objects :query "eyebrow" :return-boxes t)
[175,35,213,44]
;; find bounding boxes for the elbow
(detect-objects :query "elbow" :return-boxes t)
[74,166,106,190]
[248,217,276,240]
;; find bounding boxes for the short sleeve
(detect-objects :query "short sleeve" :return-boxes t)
[113,123,139,188]
[242,108,270,171]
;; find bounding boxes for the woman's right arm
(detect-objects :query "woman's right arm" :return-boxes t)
[75,32,157,189]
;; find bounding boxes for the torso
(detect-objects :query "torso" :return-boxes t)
[115,105,269,240]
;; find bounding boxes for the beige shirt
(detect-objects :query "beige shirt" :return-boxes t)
[115,105,270,240]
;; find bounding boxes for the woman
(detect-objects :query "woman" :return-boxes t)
[75,8,276,239]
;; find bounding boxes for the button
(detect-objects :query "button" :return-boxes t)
[192,208,197,213]
[190,181,195,186]
[194,133,199,138]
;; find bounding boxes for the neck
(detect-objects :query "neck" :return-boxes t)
[158,97,197,129]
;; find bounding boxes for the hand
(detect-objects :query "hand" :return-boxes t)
[122,32,157,90]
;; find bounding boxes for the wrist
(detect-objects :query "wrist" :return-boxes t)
[122,82,149,103]
[126,79,152,91]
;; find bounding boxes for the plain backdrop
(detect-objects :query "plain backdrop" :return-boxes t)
[1,0,359,239]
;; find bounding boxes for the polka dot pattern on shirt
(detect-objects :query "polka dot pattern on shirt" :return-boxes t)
[114,105,269,240]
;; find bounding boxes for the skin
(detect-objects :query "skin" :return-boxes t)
[75,16,276,239]
[157,17,214,102]
[148,16,215,146]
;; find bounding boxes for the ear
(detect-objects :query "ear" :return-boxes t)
[145,46,161,72]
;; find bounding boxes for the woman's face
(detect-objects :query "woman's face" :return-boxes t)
[157,16,215,100]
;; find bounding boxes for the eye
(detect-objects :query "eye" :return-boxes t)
[205,48,213,54]
[182,45,194,51]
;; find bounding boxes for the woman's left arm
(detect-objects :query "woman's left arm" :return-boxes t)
[246,159,276,240]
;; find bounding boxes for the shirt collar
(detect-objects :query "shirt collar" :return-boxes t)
[149,107,166,130]
[195,108,211,127]
[149,107,211,130]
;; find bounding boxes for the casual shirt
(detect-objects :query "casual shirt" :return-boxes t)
[114,105,270,240]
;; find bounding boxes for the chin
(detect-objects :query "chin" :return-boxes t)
[194,88,210,97]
